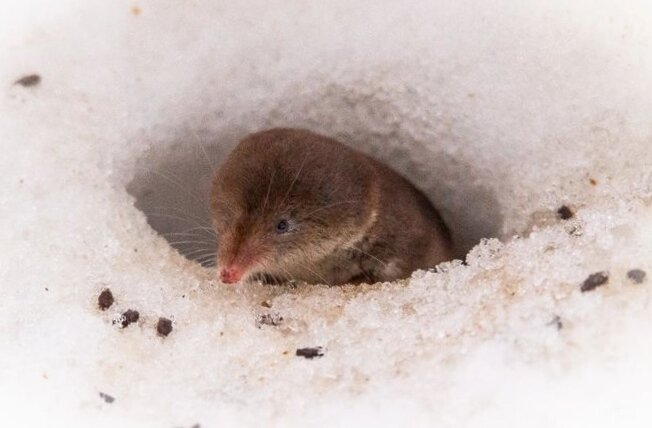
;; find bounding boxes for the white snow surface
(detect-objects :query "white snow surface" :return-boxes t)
[2,0,652,427]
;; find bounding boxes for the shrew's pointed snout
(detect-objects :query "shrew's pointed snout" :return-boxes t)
[218,237,262,284]
[219,265,244,284]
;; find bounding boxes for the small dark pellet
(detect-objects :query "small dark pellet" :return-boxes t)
[121,309,140,327]
[627,269,647,284]
[548,315,563,330]
[99,392,115,403]
[14,74,41,87]
[256,313,283,328]
[157,317,173,337]
[581,271,609,292]
[557,205,574,220]
[296,347,324,359]
[98,289,114,310]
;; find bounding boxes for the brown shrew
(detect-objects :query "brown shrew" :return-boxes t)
[210,128,452,285]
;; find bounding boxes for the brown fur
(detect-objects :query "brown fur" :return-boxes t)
[210,128,452,285]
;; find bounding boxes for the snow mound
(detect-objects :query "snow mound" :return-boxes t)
[1,0,652,427]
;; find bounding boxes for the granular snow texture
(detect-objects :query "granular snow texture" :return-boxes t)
[1,1,652,427]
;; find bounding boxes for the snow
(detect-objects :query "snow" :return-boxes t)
[1,0,652,427]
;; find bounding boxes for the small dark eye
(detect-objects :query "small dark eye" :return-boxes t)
[275,219,289,233]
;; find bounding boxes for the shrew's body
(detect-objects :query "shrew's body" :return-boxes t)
[211,128,452,285]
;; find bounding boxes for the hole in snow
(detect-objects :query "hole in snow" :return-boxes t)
[127,129,237,268]
[127,125,504,271]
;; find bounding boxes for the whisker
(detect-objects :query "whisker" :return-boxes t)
[180,246,217,254]
[183,248,217,257]
[303,200,359,218]
[280,152,309,206]
[262,168,276,213]
[148,205,213,226]
[166,240,216,246]
[146,214,217,239]
[146,207,212,226]
[194,251,217,258]
[191,128,217,173]
[194,251,217,259]
[174,226,218,238]
[162,231,216,239]
[136,167,208,211]
[195,255,217,267]
[276,266,297,285]
[257,259,293,285]
[146,212,211,228]
[346,245,388,267]
[195,254,218,263]
[294,261,330,285]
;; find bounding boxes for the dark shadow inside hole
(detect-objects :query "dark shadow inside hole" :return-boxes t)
[127,126,504,269]
[127,133,238,267]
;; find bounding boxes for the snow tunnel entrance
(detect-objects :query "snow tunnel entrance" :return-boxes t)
[127,129,236,268]
[127,125,505,270]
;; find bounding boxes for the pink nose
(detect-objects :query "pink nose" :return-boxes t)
[219,266,242,284]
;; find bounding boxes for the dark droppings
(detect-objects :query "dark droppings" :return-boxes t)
[121,309,140,327]
[99,392,115,403]
[98,289,114,310]
[256,313,284,328]
[157,317,173,336]
[568,226,582,237]
[627,269,646,284]
[557,205,574,220]
[581,271,609,292]
[296,347,324,359]
[548,315,563,330]
[14,74,41,87]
